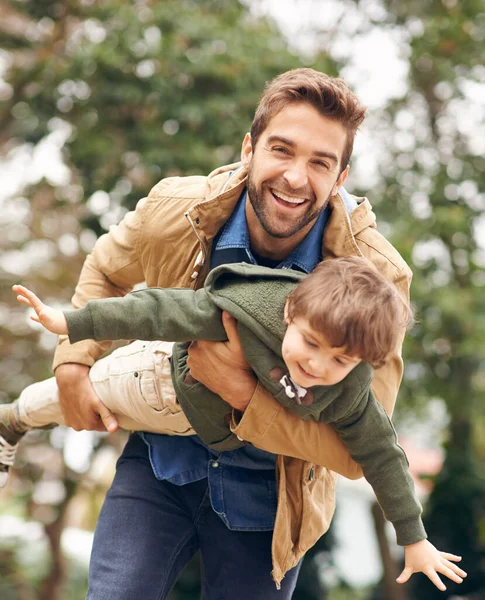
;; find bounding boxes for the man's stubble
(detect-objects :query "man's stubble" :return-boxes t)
[246,162,334,240]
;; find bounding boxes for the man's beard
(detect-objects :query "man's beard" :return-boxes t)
[247,164,332,239]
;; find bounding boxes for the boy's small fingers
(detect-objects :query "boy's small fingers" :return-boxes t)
[443,561,467,578]
[396,567,412,584]
[17,295,31,306]
[30,315,40,323]
[439,565,463,584]
[17,286,38,302]
[426,570,446,591]
[440,552,461,561]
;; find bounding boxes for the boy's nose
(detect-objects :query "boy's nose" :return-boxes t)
[309,357,327,378]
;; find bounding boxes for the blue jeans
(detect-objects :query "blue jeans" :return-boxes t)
[87,434,302,599]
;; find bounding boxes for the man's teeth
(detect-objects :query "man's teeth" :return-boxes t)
[272,190,306,204]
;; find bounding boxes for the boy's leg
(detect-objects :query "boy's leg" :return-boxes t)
[15,376,65,427]
[0,377,62,486]
[89,340,194,436]
[0,339,193,486]
[12,340,192,435]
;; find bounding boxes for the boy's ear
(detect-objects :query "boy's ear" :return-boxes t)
[283,300,289,323]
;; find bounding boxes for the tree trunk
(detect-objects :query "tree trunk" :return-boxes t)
[38,474,79,600]
[371,501,410,600]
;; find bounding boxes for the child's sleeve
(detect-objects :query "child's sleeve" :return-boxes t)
[64,287,227,344]
[332,383,426,547]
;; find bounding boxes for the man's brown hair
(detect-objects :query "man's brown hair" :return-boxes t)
[286,257,413,369]
[250,68,366,173]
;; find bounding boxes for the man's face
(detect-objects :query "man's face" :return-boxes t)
[242,102,349,246]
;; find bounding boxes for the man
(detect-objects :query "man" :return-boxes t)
[53,68,412,599]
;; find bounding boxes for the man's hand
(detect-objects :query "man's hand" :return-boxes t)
[55,363,119,432]
[13,284,68,335]
[397,539,466,591]
[186,311,257,411]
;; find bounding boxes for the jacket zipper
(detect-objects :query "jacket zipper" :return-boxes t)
[184,211,207,285]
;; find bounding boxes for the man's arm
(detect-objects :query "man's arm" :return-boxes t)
[236,383,364,479]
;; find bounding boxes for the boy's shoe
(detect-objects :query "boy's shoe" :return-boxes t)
[0,434,18,487]
[0,403,28,488]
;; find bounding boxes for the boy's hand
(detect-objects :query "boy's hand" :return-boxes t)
[13,284,68,335]
[397,539,466,591]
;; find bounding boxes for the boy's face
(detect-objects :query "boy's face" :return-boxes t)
[282,315,361,388]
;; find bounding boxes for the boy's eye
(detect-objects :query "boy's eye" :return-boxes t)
[334,357,347,366]
[304,337,318,349]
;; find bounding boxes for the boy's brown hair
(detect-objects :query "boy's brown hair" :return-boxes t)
[286,257,413,369]
[250,68,366,173]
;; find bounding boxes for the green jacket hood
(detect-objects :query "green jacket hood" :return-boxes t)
[204,262,307,355]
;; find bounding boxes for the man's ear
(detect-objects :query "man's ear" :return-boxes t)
[241,133,253,168]
[332,165,349,196]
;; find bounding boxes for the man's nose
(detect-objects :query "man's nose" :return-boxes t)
[283,160,308,190]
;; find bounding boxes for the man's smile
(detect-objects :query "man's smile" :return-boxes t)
[270,188,309,209]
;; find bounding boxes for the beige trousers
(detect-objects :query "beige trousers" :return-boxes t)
[16,340,195,435]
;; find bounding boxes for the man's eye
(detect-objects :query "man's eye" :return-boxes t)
[274,146,290,154]
[314,161,329,169]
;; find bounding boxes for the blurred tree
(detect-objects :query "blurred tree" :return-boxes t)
[0,0,339,598]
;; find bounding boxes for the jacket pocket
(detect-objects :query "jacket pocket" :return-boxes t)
[106,340,180,414]
[150,341,180,413]
[138,374,165,410]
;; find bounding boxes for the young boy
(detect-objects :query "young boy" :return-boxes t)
[3,257,466,590]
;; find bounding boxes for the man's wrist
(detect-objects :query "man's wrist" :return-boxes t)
[228,376,257,412]
[55,362,90,383]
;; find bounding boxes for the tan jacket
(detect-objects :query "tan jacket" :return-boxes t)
[53,162,412,587]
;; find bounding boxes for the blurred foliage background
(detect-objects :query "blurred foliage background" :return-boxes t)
[0,0,484,598]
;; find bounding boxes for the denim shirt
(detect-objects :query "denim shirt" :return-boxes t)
[141,187,356,531]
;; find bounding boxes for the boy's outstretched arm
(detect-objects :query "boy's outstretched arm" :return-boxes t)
[16,283,227,345]
[13,283,121,433]
[13,285,68,335]
[398,539,466,591]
